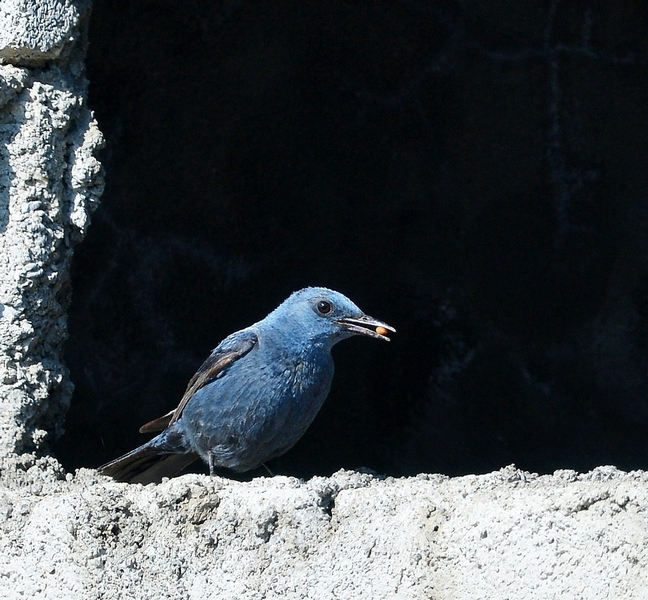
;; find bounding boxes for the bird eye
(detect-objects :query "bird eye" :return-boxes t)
[317,300,332,314]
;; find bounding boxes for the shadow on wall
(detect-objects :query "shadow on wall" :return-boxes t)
[57,0,648,479]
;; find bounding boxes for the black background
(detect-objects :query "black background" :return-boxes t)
[56,0,648,479]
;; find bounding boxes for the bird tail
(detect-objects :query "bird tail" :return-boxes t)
[98,434,199,484]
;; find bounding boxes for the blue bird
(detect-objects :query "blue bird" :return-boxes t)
[99,287,395,483]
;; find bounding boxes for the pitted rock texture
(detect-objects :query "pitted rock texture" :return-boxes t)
[0,0,103,457]
[0,0,88,65]
[0,464,647,599]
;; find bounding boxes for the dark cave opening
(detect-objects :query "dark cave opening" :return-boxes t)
[56,0,648,479]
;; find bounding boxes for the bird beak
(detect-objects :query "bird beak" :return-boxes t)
[336,315,396,341]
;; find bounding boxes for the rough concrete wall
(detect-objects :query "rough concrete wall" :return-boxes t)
[0,0,103,456]
[1,464,647,599]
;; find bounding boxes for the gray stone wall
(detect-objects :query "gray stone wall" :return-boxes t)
[2,463,648,599]
[0,0,103,456]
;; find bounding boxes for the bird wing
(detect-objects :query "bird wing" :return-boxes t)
[138,329,258,433]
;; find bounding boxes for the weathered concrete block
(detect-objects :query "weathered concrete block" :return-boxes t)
[0,0,87,65]
[1,464,647,599]
[0,0,103,457]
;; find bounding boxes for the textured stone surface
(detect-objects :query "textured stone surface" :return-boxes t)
[0,0,86,65]
[0,463,647,599]
[0,0,103,457]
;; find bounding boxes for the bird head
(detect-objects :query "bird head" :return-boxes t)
[267,287,395,348]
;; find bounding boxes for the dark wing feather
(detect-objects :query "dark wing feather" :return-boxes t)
[99,446,200,483]
[138,330,258,433]
[139,409,176,433]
